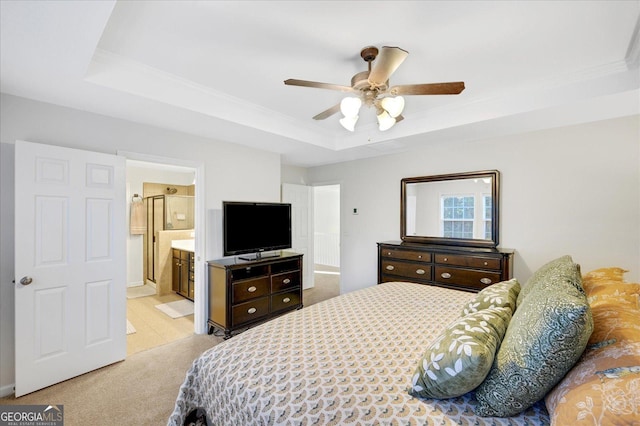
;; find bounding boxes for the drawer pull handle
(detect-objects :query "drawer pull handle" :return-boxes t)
[480,278,493,285]
[387,252,392,256]
[283,297,291,303]
[483,261,488,266]
[247,307,257,314]
[247,286,257,293]
[283,278,291,285]
[441,272,452,279]
[417,255,422,259]
[385,265,395,271]
[443,257,448,262]
[416,269,426,275]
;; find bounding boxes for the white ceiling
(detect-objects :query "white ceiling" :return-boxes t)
[1,1,639,167]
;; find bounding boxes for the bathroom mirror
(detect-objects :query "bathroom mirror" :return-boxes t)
[401,170,499,248]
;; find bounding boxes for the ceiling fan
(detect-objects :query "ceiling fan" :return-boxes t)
[284,46,465,131]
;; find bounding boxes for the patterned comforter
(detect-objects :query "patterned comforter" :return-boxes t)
[169,282,550,425]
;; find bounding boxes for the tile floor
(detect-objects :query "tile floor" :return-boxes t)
[126,291,194,356]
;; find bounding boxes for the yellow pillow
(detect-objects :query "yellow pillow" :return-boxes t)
[545,267,640,425]
[582,267,628,287]
[588,303,640,346]
[587,284,640,307]
[545,338,640,426]
[582,266,639,308]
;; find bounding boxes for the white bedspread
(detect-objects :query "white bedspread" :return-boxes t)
[169,281,550,425]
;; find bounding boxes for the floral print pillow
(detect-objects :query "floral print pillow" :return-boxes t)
[545,268,640,426]
[460,278,520,315]
[410,306,512,399]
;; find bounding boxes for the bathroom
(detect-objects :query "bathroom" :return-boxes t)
[125,160,196,354]
[127,161,195,294]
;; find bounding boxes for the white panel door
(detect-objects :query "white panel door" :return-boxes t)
[14,140,126,396]
[282,183,314,289]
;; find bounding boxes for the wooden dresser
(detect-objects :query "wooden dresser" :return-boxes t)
[207,252,303,338]
[378,241,514,292]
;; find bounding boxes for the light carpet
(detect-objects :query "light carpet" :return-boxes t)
[155,299,194,319]
[126,284,156,299]
[126,319,136,335]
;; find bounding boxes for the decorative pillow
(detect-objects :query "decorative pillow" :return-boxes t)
[410,307,512,399]
[582,266,628,288]
[474,271,593,417]
[545,268,640,425]
[587,285,640,309]
[461,278,520,315]
[516,255,583,307]
[588,303,640,347]
[545,339,640,426]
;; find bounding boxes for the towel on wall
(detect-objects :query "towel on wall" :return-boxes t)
[130,201,147,235]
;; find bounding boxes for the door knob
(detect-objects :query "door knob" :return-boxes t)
[20,276,33,285]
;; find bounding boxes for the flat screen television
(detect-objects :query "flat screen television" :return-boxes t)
[223,201,292,259]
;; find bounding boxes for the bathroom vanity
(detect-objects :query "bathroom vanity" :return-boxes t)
[172,239,195,300]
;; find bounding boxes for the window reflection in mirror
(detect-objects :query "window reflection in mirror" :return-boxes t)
[401,171,499,248]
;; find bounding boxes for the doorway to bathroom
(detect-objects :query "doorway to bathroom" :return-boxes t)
[125,159,197,356]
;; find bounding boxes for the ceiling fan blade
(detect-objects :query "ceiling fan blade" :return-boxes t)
[395,114,404,123]
[284,79,356,93]
[313,103,341,120]
[368,46,409,86]
[388,81,465,96]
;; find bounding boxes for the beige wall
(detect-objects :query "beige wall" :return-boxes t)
[0,93,283,396]
[307,115,640,294]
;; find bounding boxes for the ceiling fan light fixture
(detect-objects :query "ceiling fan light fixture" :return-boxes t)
[285,45,465,133]
[377,110,396,131]
[340,97,362,118]
[339,115,359,132]
[380,96,405,118]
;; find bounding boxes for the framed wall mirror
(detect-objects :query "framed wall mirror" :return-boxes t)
[401,170,500,248]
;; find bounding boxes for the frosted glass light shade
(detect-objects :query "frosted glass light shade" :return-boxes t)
[380,96,405,118]
[377,111,396,131]
[340,97,362,118]
[339,115,359,131]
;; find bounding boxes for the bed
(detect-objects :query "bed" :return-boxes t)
[169,259,640,426]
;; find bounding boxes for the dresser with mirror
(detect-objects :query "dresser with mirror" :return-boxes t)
[378,170,514,292]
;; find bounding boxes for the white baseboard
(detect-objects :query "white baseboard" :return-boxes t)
[0,383,14,398]
[127,281,145,288]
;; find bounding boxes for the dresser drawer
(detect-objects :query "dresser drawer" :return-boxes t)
[380,260,431,281]
[271,290,301,313]
[232,277,270,303]
[435,254,501,270]
[380,247,432,262]
[434,266,502,290]
[271,271,300,292]
[231,296,269,326]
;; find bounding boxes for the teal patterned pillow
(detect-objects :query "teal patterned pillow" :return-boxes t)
[461,278,520,315]
[474,274,593,417]
[516,255,583,307]
[410,307,512,399]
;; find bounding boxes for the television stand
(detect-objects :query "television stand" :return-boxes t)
[238,251,281,261]
[207,252,303,339]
